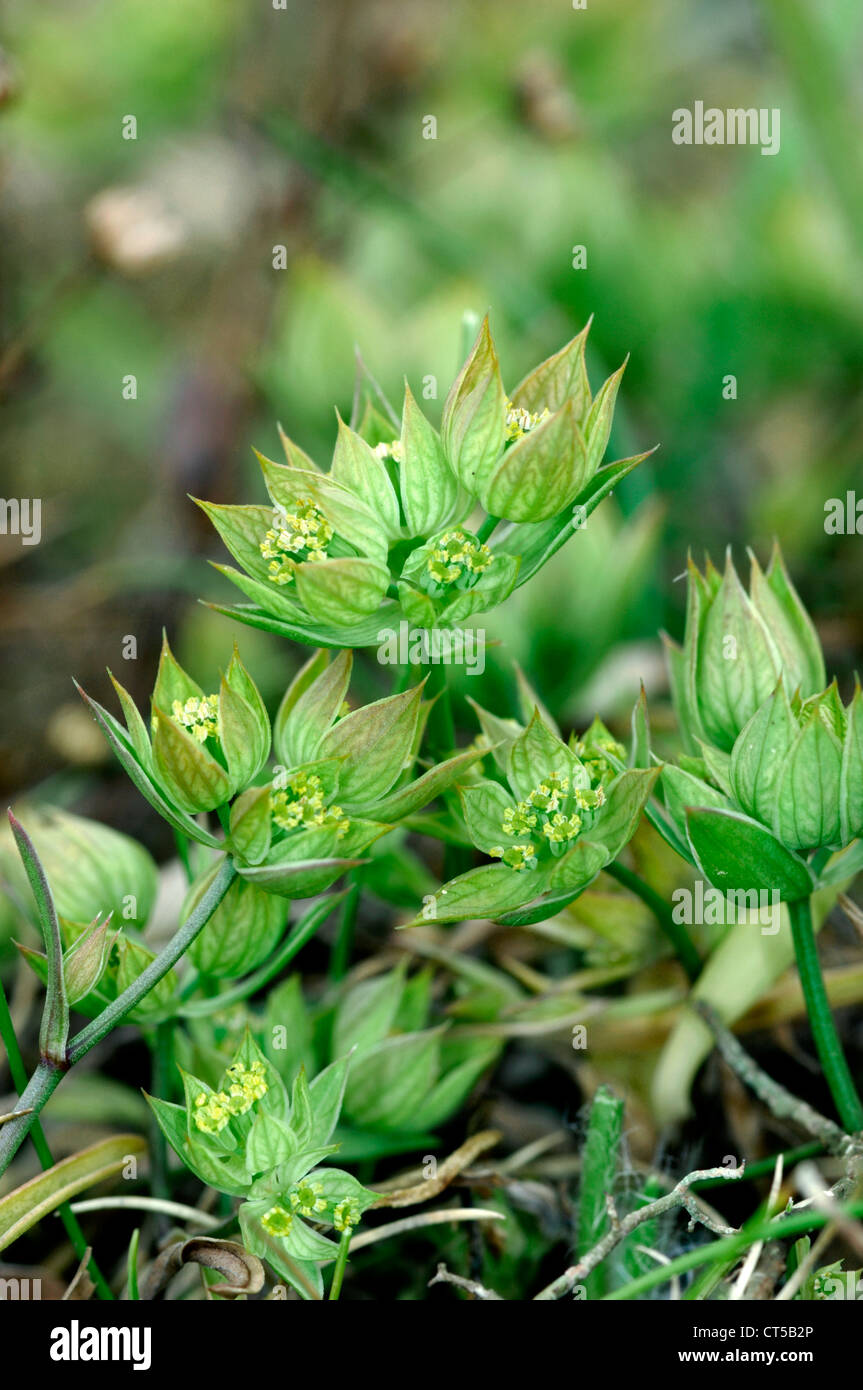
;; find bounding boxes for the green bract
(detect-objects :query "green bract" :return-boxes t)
[223,647,485,901]
[660,548,863,901]
[79,635,270,846]
[661,678,863,903]
[146,1031,375,1300]
[254,962,501,1154]
[413,703,658,927]
[0,805,158,932]
[665,544,825,754]
[81,639,487,933]
[18,911,180,1025]
[443,316,626,522]
[197,318,649,647]
[182,871,291,980]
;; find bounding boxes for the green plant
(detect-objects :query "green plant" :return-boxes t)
[2,319,861,1305]
[657,546,863,1134]
[146,1032,375,1299]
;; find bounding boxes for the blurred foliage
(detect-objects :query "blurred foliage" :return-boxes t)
[3,0,863,807]
[2,0,863,1302]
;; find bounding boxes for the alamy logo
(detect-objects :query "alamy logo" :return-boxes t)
[0,498,41,545]
[672,102,780,156]
[49,1321,152,1371]
[672,881,780,934]
[0,1276,41,1299]
[376,621,486,675]
[824,492,863,534]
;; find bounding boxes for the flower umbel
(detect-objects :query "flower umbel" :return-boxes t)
[260,499,334,586]
[572,736,625,786]
[192,1059,269,1134]
[490,772,606,870]
[169,694,220,744]
[425,529,492,590]
[333,1199,361,1232]
[261,1204,294,1237]
[271,771,350,839]
[373,440,404,463]
[289,1180,327,1218]
[504,398,550,442]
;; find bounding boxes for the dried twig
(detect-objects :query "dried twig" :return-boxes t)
[694,1001,853,1154]
[350,1207,504,1251]
[428,1263,503,1300]
[70,1196,223,1229]
[729,1156,784,1300]
[62,1246,96,1301]
[372,1130,501,1208]
[533,1164,744,1301]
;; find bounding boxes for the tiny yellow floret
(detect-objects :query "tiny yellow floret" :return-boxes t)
[260,498,333,586]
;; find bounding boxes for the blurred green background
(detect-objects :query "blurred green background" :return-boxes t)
[2,0,862,839]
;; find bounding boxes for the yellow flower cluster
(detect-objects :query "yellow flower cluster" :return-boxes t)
[427,530,493,588]
[192,1060,269,1135]
[572,736,626,785]
[289,1180,327,1219]
[489,842,538,872]
[170,694,219,743]
[261,1204,294,1237]
[271,771,350,839]
[260,498,333,586]
[491,773,606,870]
[333,1199,361,1232]
[505,399,550,443]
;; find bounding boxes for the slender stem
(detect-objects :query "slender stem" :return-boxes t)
[173,829,194,885]
[330,881,359,982]
[68,858,237,1065]
[147,1021,174,1216]
[0,1061,64,1178]
[605,860,701,983]
[476,514,500,545]
[788,896,863,1135]
[425,662,456,759]
[423,663,472,879]
[328,1228,353,1301]
[0,981,113,1298]
[0,858,237,1176]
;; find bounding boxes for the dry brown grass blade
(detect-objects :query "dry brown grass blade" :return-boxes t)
[372,1129,502,1209]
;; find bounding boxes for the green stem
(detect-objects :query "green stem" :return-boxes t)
[605,1197,863,1302]
[605,860,701,982]
[425,662,456,758]
[68,858,237,1064]
[330,881,360,982]
[173,829,194,885]
[577,1084,623,1300]
[423,664,472,879]
[328,1228,353,1301]
[476,514,500,545]
[147,1021,174,1212]
[0,858,237,1177]
[788,896,863,1135]
[0,980,114,1299]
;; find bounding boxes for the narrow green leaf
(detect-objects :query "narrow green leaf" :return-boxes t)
[9,812,68,1064]
[0,1135,147,1251]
